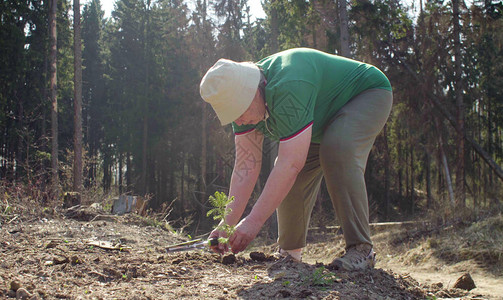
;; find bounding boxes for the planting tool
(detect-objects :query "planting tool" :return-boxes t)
[166,237,219,253]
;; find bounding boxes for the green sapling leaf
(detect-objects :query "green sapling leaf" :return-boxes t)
[206,191,236,244]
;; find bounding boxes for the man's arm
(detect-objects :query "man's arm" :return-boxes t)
[225,130,264,226]
[229,126,312,253]
[207,130,264,230]
[209,130,263,253]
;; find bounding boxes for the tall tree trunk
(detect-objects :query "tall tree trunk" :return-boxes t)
[405,139,410,206]
[126,152,131,192]
[180,152,185,218]
[398,141,403,197]
[88,135,96,185]
[410,143,414,214]
[476,104,482,209]
[435,118,455,207]
[441,146,455,208]
[142,117,148,194]
[270,2,279,51]
[169,158,175,207]
[383,125,390,219]
[141,3,150,195]
[437,148,443,199]
[200,103,208,209]
[486,98,493,202]
[338,0,350,57]
[452,0,465,207]
[49,0,59,198]
[118,152,123,194]
[426,151,432,209]
[42,46,48,148]
[103,150,111,191]
[157,162,163,209]
[73,0,83,197]
[188,159,192,210]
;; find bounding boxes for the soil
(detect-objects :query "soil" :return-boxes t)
[1,207,501,300]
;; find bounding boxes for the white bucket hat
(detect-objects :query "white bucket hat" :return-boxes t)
[200,58,260,125]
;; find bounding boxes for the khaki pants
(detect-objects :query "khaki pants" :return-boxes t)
[277,89,393,250]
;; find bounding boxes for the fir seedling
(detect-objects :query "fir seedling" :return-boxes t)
[207,191,236,244]
[303,267,337,288]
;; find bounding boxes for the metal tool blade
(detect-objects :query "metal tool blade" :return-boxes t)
[166,238,218,253]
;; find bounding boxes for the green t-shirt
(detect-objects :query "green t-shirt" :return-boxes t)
[232,48,392,143]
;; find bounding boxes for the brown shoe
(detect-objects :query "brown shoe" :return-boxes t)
[330,244,376,271]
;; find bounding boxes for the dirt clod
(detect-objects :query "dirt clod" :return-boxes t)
[432,282,443,289]
[53,256,69,265]
[276,289,291,297]
[298,289,313,298]
[453,272,476,291]
[249,251,268,261]
[45,240,58,249]
[70,255,82,264]
[16,287,31,300]
[10,281,21,292]
[222,253,236,265]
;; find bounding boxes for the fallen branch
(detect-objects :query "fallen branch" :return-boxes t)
[7,215,19,224]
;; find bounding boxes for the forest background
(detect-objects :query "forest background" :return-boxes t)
[1,0,502,234]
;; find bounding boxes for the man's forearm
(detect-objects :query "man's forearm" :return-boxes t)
[223,131,264,226]
[247,160,301,225]
[225,168,260,226]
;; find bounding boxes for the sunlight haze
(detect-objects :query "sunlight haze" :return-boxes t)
[92,0,266,20]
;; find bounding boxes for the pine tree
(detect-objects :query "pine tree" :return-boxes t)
[49,0,59,197]
[73,0,83,196]
[82,0,105,185]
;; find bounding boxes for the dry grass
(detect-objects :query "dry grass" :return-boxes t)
[0,180,54,223]
[372,213,503,276]
[430,214,503,274]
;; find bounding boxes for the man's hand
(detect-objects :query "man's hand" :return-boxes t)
[229,216,262,253]
[208,228,228,254]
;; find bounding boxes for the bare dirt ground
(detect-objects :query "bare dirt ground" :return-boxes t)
[1,206,501,300]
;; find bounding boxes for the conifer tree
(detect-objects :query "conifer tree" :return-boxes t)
[82,0,105,184]
[49,0,59,197]
[73,0,83,195]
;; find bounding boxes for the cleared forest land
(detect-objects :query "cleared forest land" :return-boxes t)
[1,201,502,300]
